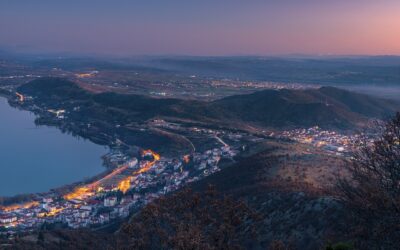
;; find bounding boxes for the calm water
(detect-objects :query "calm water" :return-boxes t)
[0,97,107,197]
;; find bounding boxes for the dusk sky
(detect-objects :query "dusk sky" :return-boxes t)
[1,0,400,56]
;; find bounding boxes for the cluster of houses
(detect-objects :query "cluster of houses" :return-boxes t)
[2,91,242,234]
[0,145,238,234]
[279,126,369,156]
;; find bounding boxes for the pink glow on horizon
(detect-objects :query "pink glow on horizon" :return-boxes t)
[0,1,399,55]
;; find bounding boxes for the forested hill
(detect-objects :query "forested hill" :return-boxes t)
[18,78,400,130]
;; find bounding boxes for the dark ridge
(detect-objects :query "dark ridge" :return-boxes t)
[17,77,400,130]
[17,77,88,100]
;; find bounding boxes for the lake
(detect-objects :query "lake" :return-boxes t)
[0,97,107,197]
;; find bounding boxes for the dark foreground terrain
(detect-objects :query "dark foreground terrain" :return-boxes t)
[6,141,353,250]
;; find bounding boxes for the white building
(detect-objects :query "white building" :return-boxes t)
[104,197,118,207]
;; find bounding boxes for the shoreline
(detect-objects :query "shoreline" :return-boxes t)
[0,92,123,207]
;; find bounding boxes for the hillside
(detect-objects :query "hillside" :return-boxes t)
[17,78,399,130]
[17,77,89,100]
[210,87,399,129]
[7,140,352,249]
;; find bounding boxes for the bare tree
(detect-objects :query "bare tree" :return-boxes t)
[338,112,400,249]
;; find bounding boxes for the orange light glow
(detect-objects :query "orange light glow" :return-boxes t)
[118,177,131,194]
[116,149,161,193]
[142,149,160,160]
[183,155,190,164]
[75,73,93,78]
[16,92,24,102]
[64,187,92,200]
[0,201,39,212]
[38,207,65,218]
[65,149,161,199]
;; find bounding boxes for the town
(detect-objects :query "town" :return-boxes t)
[0,143,238,235]
[0,90,375,237]
[277,126,375,157]
[0,90,243,235]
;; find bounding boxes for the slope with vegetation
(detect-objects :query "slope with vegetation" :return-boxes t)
[18,78,399,131]
[7,113,400,249]
[7,78,400,249]
[7,140,352,249]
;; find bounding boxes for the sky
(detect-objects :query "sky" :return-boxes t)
[1,0,400,56]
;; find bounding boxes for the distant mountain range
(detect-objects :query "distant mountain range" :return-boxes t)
[3,53,400,86]
[144,56,400,85]
[18,78,399,131]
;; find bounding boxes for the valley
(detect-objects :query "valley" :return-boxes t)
[0,76,395,240]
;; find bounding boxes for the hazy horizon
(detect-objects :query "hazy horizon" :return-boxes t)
[1,0,400,56]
